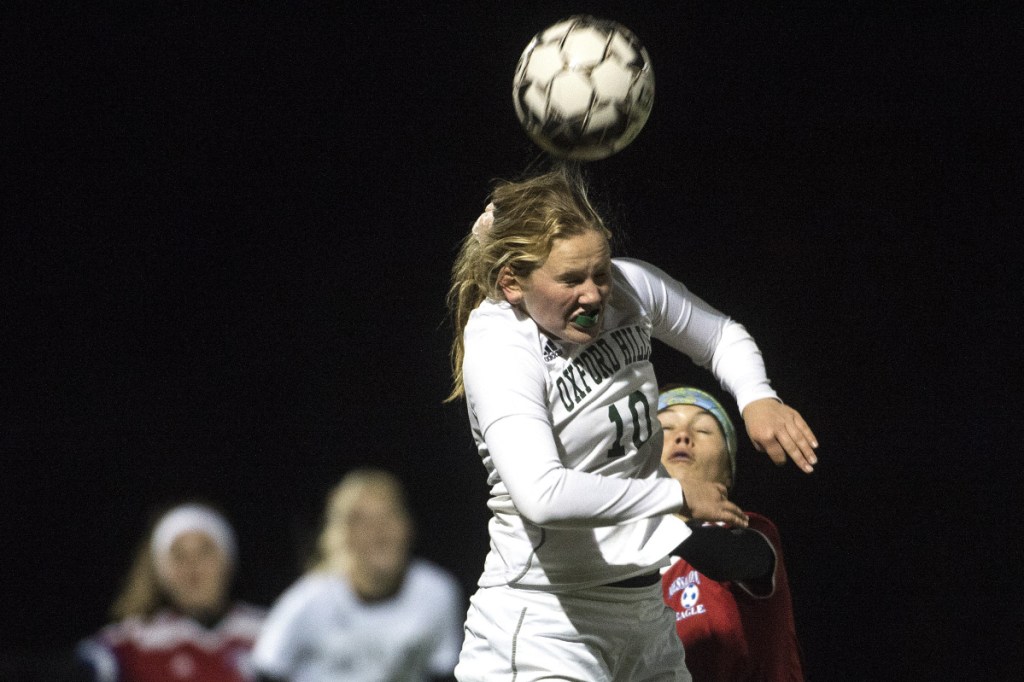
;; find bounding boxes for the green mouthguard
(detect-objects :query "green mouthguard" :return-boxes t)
[573,312,599,328]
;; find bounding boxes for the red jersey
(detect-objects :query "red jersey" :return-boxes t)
[78,603,265,682]
[661,513,804,682]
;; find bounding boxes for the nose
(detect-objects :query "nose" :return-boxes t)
[578,278,604,306]
[674,431,692,446]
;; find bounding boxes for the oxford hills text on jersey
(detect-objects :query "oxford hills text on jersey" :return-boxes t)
[555,325,652,412]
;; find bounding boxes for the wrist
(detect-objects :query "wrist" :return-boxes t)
[740,396,783,418]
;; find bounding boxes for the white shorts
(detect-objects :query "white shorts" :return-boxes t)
[455,583,691,682]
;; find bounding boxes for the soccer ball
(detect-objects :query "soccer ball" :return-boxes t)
[512,15,655,161]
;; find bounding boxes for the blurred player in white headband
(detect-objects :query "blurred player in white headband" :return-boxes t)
[76,502,265,682]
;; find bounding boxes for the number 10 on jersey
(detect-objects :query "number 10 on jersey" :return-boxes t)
[607,390,653,458]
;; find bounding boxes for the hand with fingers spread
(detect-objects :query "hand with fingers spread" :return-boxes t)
[741,398,819,473]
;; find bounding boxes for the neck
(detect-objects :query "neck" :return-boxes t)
[176,602,228,628]
[347,565,406,603]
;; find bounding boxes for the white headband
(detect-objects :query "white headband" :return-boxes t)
[151,504,237,565]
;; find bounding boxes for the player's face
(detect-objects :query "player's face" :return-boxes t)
[503,230,612,344]
[157,531,230,616]
[342,489,412,580]
[658,404,732,488]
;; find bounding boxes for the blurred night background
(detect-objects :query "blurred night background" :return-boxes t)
[3,2,1020,680]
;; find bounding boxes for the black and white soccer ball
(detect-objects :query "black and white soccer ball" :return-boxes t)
[512,15,655,161]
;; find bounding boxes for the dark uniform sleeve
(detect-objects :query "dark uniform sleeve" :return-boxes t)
[674,521,776,582]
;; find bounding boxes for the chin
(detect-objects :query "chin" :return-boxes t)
[562,326,601,344]
[178,598,221,614]
[662,462,691,479]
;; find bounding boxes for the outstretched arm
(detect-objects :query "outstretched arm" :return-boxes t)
[627,260,820,473]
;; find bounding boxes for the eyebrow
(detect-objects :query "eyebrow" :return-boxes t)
[555,269,585,279]
[690,413,721,429]
[556,261,611,279]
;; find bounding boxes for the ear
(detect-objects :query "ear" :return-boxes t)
[499,267,523,305]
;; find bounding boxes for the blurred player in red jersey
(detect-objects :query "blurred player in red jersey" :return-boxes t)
[658,386,805,681]
[76,503,265,682]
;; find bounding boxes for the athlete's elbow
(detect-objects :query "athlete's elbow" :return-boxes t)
[515,498,577,527]
[516,501,563,526]
[510,471,583,526]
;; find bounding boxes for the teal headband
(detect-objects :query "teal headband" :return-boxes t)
[657,387,737,481]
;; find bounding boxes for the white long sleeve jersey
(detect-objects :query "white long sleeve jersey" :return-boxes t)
[251,561,464,682]
[462,258,778,591]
